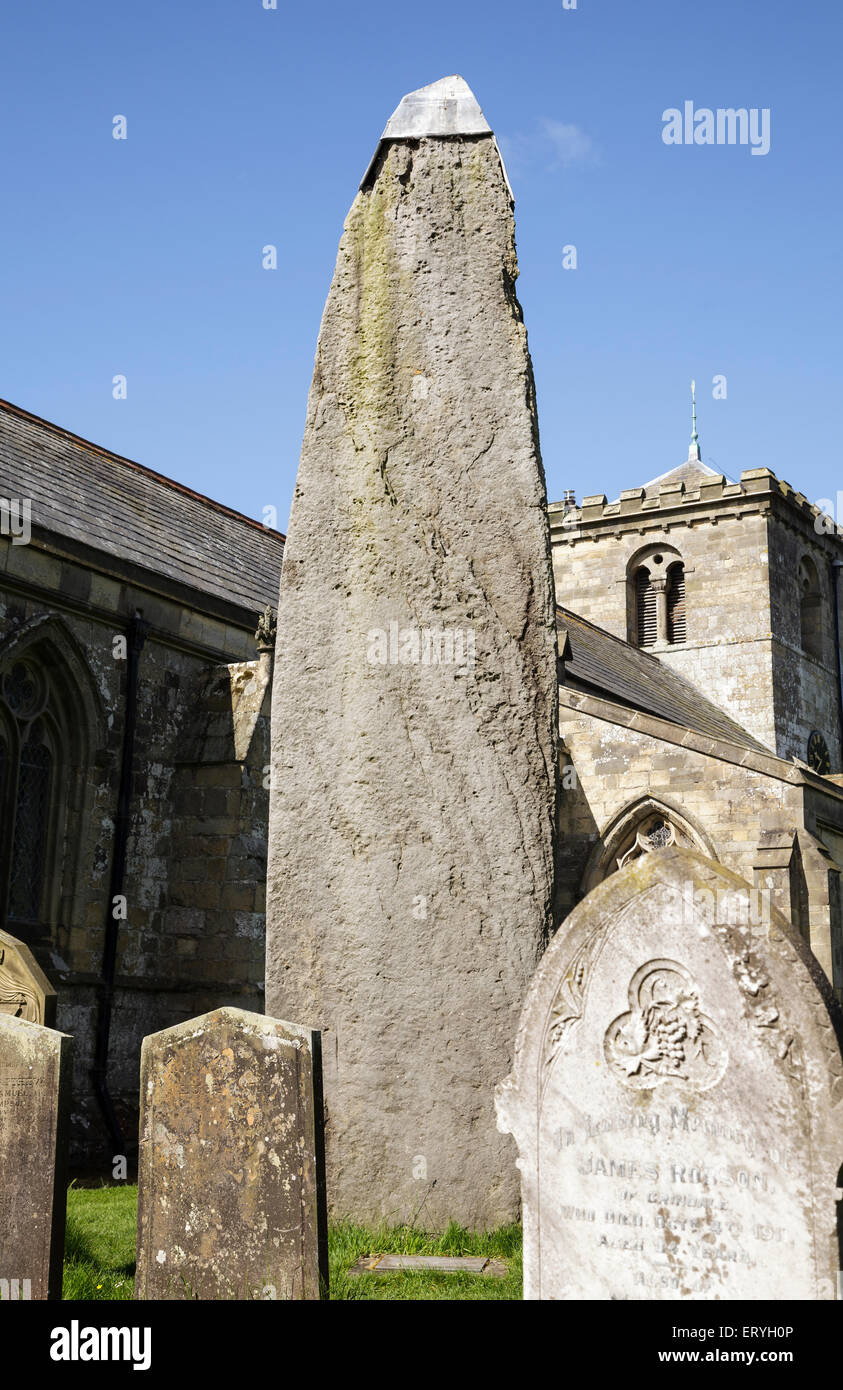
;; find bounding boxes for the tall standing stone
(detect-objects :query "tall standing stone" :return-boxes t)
[266,76,558,1227]
[0,1015,72,1300]
[135,1008,328,1300]
[496,848,843,1299]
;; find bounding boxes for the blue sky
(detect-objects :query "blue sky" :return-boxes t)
[1,0,840,529]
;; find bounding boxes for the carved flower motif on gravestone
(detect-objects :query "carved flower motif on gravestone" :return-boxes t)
[603,958,728,1091]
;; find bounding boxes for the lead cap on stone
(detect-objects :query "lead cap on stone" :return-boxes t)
[360,75,512,196]
[381,75,492,140]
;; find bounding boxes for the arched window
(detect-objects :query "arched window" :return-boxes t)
[636,567,657,647]
[8,720,54,924]
[0,663,56,931]
[0,622,104,948]
[667,562,686,644]
[798,555,823,661]
[580,795,718,896]
[629,547,686,648]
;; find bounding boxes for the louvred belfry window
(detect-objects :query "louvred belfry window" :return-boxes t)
[798,556,823,660]
[667,562,686,644]
[636,567,657,648]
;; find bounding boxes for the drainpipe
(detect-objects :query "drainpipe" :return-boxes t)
[832,561,843,773]
[92,610,148,1154]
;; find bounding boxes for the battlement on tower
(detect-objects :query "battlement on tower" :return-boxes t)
[549,466,840,548]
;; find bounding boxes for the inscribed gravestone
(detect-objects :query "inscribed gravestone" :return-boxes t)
[135,1007,328,1300]
[496,847,843,1299]
[0,1014,72,1300]
[0,928,57,1026]
[265,74,558,1229]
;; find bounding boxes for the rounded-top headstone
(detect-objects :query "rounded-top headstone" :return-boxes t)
[496,847,843,1300]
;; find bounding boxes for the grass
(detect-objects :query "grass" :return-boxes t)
[63,1185,522,1300]
[329,1220,522,1300]
[62,1183,137,1300]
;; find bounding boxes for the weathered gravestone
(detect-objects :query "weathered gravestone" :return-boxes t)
[266,74,558,1228]
[496,848,843,1299]
[0,928,57,1026]
[0,1014,72,1300]
[135,1007,328,1300]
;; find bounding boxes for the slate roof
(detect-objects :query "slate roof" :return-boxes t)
[641,458,724,496]
[0,399,285,617]
[557,606,771,754]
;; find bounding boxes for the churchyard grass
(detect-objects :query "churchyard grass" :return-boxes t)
[63,1183,137,1300]
[329,1220,522,1300]
[63,1186,522,1300]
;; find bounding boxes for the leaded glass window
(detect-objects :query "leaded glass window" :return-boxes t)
[8,721,52,923]
[0,659,56,932]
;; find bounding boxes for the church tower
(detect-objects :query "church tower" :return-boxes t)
[550,392,843,772]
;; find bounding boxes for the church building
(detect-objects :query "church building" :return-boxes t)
[0,398,284,1164]
[550,421,843,1001]
[1,389,841,1168]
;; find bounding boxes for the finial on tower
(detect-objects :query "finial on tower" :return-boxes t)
[689,379,701,461]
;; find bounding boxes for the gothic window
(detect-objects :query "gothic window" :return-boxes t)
[617,816,677,870]
[636,567,657,647]
[0,620,102,951]
[8,722,53,923]
[798,555,823,661]
[581,795,718,895]
[666,562,686,644]
[0,660,58,935]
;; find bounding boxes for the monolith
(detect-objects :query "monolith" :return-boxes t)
[266,76,558,1227]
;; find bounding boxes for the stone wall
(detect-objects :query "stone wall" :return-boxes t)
[557,688,843,1001]
[0,532,272,1167]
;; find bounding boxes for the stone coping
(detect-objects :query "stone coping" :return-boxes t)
[559,686,843,798]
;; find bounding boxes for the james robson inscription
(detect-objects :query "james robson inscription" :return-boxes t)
[496,848,843,1300]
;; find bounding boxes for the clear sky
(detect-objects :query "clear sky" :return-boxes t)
[1,0,840,530]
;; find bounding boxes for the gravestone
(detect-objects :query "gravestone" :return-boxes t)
[265,74,558,1228]
[0,928,57,1026]
[496,847,843,1299]
[135,1007,328,1300]
[0,1014,72,1300]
